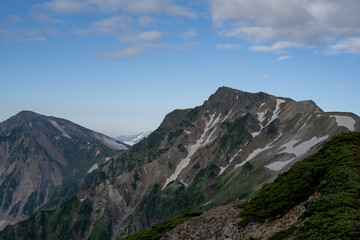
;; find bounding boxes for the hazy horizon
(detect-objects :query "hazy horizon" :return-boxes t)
[2,0,360,137]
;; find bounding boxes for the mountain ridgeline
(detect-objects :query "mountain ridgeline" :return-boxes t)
[0,111,127,230]
[1,87,359,239]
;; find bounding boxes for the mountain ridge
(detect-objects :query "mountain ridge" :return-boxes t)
[1,87,359,239]
[0,110,127,230]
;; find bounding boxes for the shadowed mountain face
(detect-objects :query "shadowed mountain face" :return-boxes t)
[0,111,127,229]
[1,87,359,239]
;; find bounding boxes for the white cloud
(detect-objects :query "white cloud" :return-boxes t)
[179,31,198,39]
[35,0,89,13]
[34,0,196,17]
[92,16,131,34]
[6,15,25,24]
[32,14,64,24]
[250,41,301,53]
[120,30,163,43]
[215,43,241,49]
[277,55,292,61]
[211,0,360,53]
[327,37,360,54]
[138,30,163,41]
[96,47,146,59]
[137,16,156,27]
[0,27,47,43]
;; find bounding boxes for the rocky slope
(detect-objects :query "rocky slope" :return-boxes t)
[1,87,359,239]
[0,111,127,230]
[161,132,360,239]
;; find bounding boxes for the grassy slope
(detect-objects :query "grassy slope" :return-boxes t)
[240,132,360,240]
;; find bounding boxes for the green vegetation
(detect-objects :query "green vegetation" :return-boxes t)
[284,113,302,132]
[239,132,360,240]
[219,114,251,155]
[121,211,202,240]
[89,218,109,240]
[0,195,94,240]
[268,226,296,240]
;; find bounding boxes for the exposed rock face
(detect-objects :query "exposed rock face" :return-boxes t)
[161,201,306,240]
[0,111,127,230]
[1,87,359,239]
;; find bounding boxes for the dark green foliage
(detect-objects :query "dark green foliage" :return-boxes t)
[121,212,202,240]
[266,122,277,136]
[268,226,296,240]
[131,171,140,190]
[89,218,109,240]
[168,129,184,143]
[139,165,217,230]
[193,164,220,185]
[0,195,96,240]
[239,132,360,240]
[241,161,254,175]
[220,115,251,155]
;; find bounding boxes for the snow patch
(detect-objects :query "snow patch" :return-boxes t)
[330,115,356,131]
[269,99,286,123]
[222,109,233,123]
[235,133,283,168]
[105,157,111,162]
[184,130,191,135]
[49,120,71,139]
[0,220,7,230]
[257,109,268,124]
[123,131,152,146]
[180,179,188,187]
[29,122,32,128]
[143,166,147,174]
[235,144,272,169]
[298,115,312,132]
[87,164,98,174]
[95,150,100,157]
[279,135,329,157]
[251,99,285,138]
[265,159,294,171]
[219,148,242,175]
[163,113,221,190]
[101,137,128,150]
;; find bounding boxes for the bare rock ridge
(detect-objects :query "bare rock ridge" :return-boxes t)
[0,87,359,239]
[0,111,127,230]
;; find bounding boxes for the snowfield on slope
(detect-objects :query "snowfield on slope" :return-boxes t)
[49,120,71,139]
[163,112,221,190]
[251,99,285,138]
[330,115,356,131]
[87,163,98,173]
[265,135,329,171]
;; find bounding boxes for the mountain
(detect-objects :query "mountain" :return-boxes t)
[116,132,152,146]
[0,111,127,230]
[128,132,360,240]
[1,87,359,239]
[160,132,360,240]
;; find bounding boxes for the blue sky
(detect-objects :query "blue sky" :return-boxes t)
[1,0,360,136]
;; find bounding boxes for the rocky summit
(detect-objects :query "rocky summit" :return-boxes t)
[0,87,359,239]
[0,111,127,230]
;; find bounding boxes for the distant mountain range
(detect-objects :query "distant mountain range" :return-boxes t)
[116,132,152,146]
[0,111,127,230]
[0,87,359,239]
